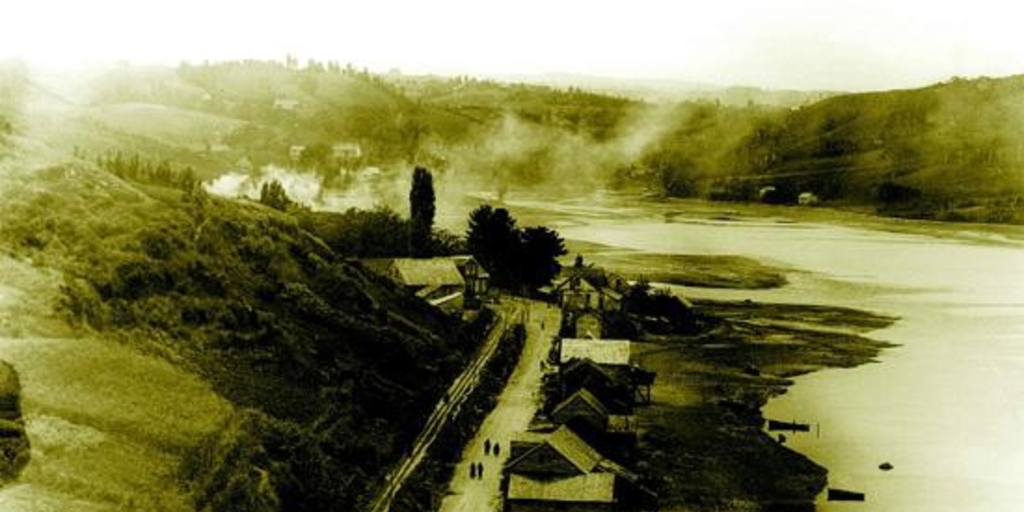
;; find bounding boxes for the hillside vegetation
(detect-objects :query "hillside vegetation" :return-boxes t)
[17,60,1023,223]
[0,153,490,511]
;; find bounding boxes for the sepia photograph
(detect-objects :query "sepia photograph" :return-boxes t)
[1,1,1023,511]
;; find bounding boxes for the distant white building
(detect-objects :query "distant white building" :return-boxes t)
[273,98,300,111]
[798,191,820,206]
[332,142,362,160]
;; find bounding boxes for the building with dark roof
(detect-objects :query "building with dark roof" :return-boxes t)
[359,255,489,310]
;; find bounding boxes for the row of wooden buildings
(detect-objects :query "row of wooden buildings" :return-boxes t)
[500,269,660,512]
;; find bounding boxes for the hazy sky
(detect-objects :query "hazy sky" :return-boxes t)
[4,0,1024,91]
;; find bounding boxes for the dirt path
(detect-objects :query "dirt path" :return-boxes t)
[437,298,561,512]
[368,302,530,512]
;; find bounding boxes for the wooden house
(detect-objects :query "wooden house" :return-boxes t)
[556,359,634,415]
[450,255,490,300]
[556,358,655,412]
[360,255,490,310]
[503,426,657,512]
[550,389,638,455]
[555,275,623,313]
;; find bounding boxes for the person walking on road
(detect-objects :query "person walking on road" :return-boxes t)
[470,463,477,479]
[477,463,484,478]
[493,442,500,457]
[484,439,491,455]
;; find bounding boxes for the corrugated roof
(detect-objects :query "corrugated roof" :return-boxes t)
[391,258,465,287]
[548,425,603,473]
[507,473,616,503]
[560,339,631,366]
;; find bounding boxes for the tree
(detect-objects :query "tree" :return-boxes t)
[260,180,293,211]
[467,205,519,287]
[466,205,566,290]
[520,226,566,288]
[409,166,436,257]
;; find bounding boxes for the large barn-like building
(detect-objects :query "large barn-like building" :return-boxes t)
[361,255,489,310]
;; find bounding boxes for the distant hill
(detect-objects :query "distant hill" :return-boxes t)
[11,61,1024,223]
[492,72,839,107]
[683,75,1024,222]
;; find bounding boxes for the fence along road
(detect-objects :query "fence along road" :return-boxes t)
[366,301,524,512]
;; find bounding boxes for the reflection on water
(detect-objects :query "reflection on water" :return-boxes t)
[557,200,1024,512]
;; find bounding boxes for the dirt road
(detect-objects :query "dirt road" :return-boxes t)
[436,298,561,512]
[367,301,530,512]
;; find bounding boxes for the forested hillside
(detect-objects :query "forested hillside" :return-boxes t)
[0,155,490,511]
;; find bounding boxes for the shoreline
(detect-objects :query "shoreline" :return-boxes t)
[633,299,896,511]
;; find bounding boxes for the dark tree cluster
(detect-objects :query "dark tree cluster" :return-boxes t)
[97,150,198,191]
[466,205,567,291]
[259,180,294,211]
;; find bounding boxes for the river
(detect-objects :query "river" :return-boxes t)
[473,192,1024,512]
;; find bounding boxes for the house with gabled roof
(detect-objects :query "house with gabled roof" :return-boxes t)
[503,426,657,512]
[554,274,623,313]
[556,356,656,413]
[556,358,634,415]
[550,388,638,457]
[552,388,611,434]
[360,255,490,310]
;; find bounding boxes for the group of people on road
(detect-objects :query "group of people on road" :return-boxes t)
[468,438,502,479]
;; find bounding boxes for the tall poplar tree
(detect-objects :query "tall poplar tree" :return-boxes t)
[409,166,435,257]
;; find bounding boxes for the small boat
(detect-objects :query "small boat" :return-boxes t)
[879,462,894,471]
[828,488,866,501]
[767,419,811,432]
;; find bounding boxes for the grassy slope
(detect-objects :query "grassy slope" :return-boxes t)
[0,149,487,511]
[0,212,229,510]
